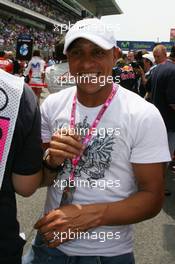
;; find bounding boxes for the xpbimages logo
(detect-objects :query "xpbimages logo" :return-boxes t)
[53,21,120,35]
[58,126,120,139]
[53,229,121,243]
[53,73,120,87]
[54,178,121,191]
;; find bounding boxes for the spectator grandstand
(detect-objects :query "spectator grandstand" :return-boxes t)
[10,0,79,23]
[0,0,82,55]
[0,0,121,57]
[0,17,61,54]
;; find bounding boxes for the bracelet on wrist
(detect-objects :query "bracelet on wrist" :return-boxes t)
[43,149,64,172]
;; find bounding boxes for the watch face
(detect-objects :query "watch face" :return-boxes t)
[20,44,29,56]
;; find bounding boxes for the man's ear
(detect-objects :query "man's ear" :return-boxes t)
[113,47,121,66]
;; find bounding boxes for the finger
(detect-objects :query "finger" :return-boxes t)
[51,134,84,151]
[47,233,70,248]
[49,141,83,156]
[43,231,55,242]
[48,148,77,160]
[47,228,79,248]
[41,233,60,247]
[34,210,59,229]
[47,239,62,248]
[39,218,67,235]
[42,230,66,243]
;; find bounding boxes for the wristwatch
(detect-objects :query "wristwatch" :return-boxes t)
[43,149,64,172]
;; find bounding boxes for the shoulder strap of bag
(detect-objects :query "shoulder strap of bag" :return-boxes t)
[0,69,24,189]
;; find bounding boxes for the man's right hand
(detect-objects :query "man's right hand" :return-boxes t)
[46,129,85,168]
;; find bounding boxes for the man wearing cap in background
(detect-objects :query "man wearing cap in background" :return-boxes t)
[137,53,155,99]
[142,54,155,76]
[23,18,170,264]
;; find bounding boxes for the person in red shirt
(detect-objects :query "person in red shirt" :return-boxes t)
[0,51,13,74]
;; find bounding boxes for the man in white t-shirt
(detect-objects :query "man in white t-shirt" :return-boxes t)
[24,50,45,101]
[23,18,170,264]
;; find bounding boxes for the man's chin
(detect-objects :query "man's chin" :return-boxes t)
[76,83,105,94]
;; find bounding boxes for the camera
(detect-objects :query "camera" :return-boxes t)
[131,61,140,69]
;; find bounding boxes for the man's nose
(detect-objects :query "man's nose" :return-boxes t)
[80,54,95,70]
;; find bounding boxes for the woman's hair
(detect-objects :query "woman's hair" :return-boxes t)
[33,50,41,57]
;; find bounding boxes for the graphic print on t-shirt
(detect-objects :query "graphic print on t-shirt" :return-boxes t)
[0,88,10,163]
[32,62,40,69]
[55,116,115,182]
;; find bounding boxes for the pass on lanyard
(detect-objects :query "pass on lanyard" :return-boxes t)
[69,83,117,185]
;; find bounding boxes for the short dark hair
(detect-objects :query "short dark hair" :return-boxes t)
[33,50,41,57]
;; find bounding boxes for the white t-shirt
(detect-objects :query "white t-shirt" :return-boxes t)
[41,85,170,256]
[24,56,45,81]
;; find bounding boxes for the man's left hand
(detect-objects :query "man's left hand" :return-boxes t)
[34,204,104,248]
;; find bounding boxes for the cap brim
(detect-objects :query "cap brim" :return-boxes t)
[143,56,154,64]
[63,32,115,54]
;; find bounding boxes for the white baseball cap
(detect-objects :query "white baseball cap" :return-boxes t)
[63,18,117,54]
[142,54,155,64]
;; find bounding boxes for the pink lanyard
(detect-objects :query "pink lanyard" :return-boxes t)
[69,84,117,182]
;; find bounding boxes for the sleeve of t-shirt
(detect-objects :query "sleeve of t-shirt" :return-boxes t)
[13,86,43,175]
[40,95,53,143]
[130,104,171,163]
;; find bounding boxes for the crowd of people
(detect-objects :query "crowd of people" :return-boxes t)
[0,0,89,57]
[0,17,61,51]
[10,0,78,24]
[112,44,175,176]
[113,46,175,98]
[0,16,175,264]
[0,0,81,52]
